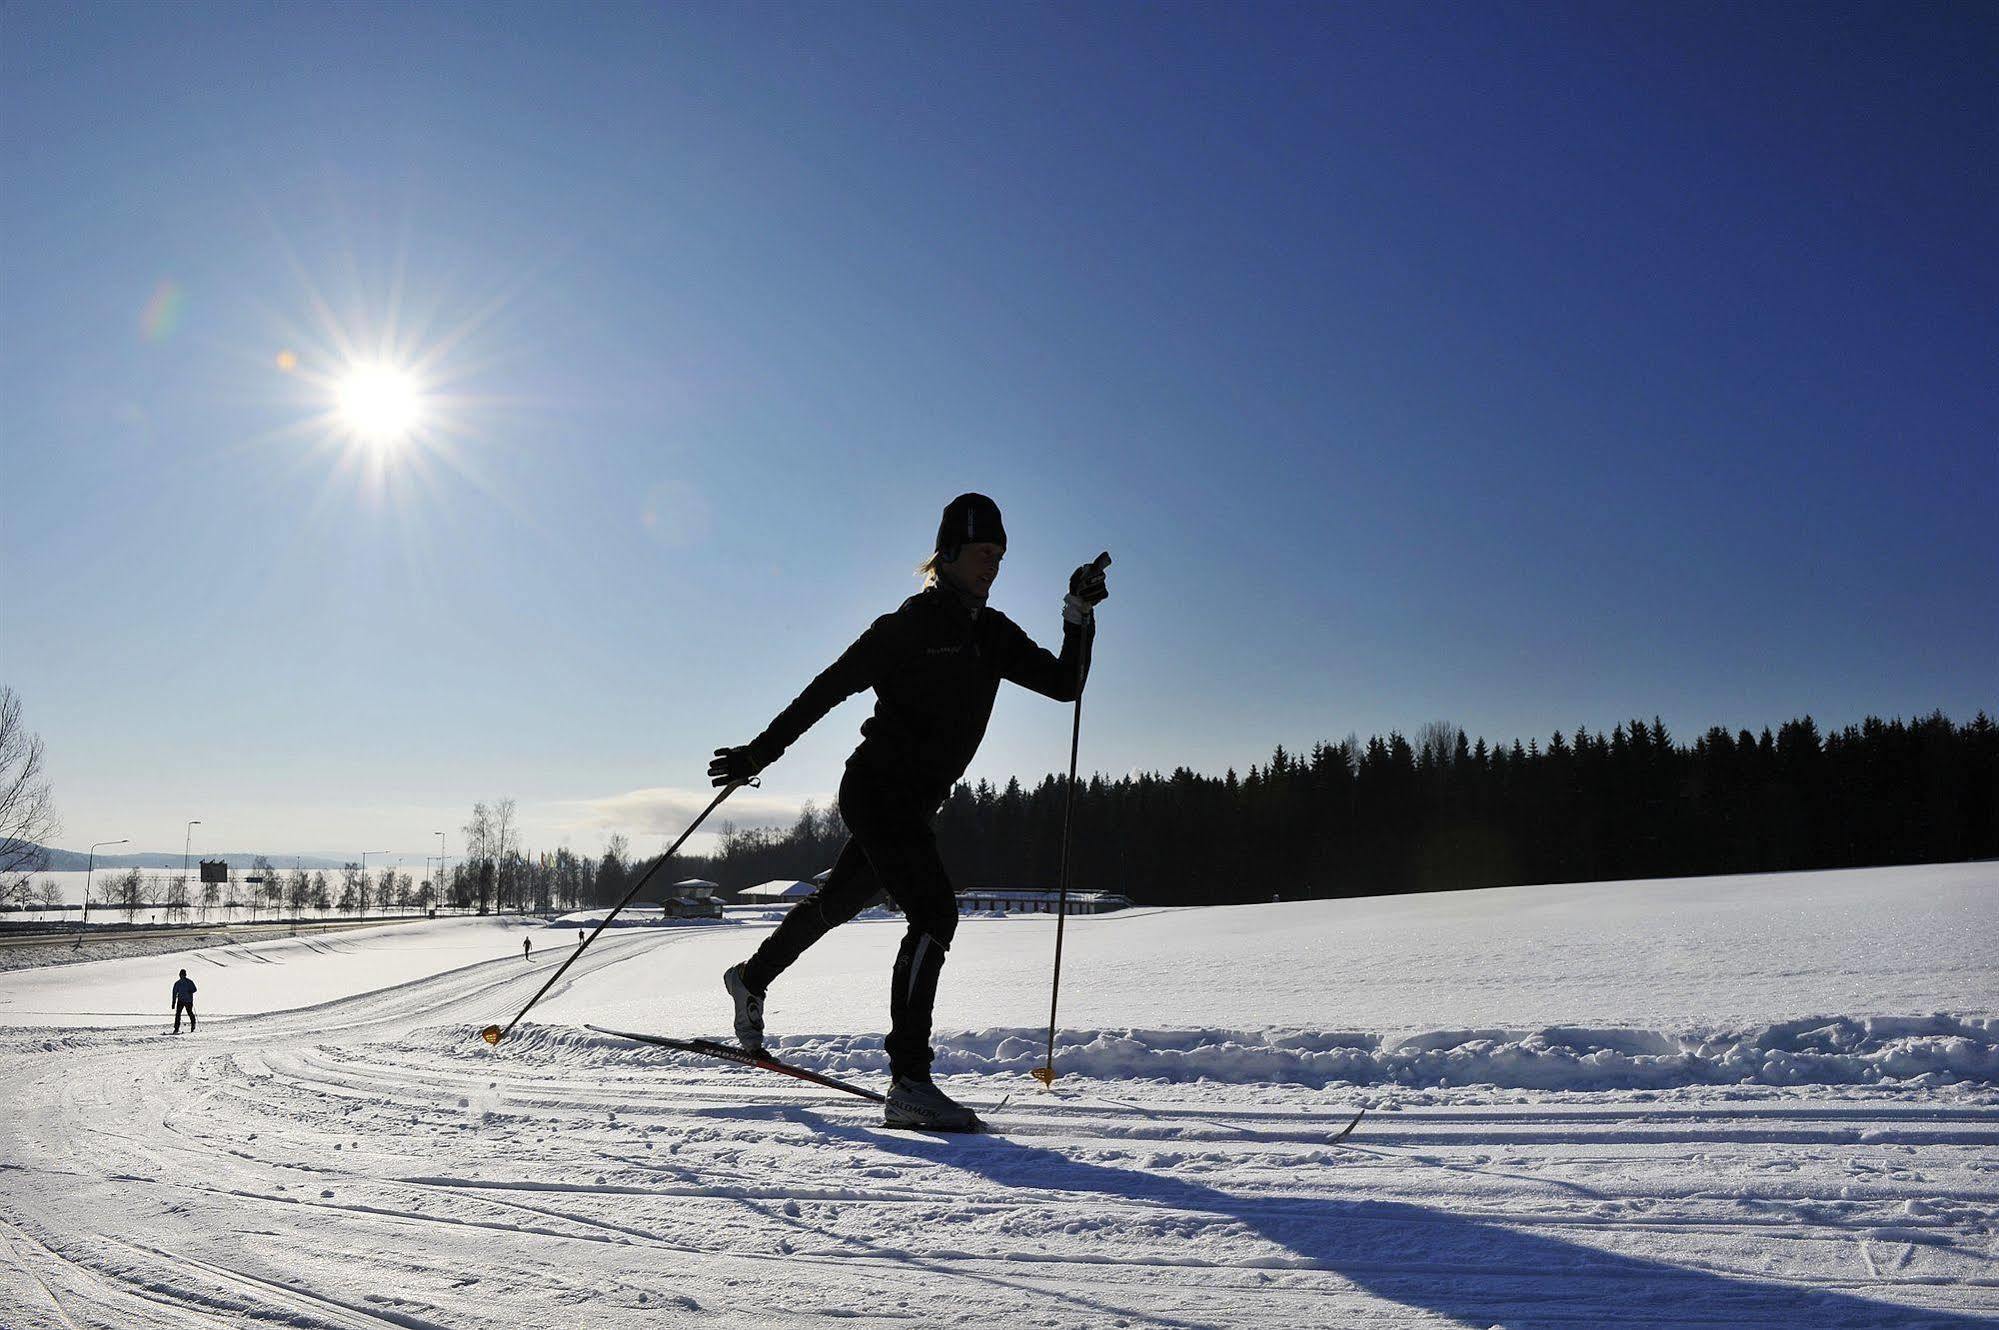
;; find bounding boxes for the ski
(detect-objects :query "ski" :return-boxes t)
[586,1025,886,1104]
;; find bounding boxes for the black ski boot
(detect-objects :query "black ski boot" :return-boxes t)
[885,1073,981,1132]
[722,964,766,1056]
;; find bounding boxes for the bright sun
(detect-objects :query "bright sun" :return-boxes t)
[334,364,424,444]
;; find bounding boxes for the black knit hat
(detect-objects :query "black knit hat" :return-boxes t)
[935,493,1006,560]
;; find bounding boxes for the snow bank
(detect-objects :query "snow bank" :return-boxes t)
[547,911,738,930]
[514,1013,1999,1092]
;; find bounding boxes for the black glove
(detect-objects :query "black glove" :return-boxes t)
[708,745,763,788]
[1068,561,1109,606]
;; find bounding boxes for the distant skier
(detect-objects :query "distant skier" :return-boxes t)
[578,929,585,946]
[170,969,197,1033]
[523,936,533,961]
[710,494,1107,1130]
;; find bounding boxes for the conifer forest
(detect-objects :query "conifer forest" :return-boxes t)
[698,711,1998,905]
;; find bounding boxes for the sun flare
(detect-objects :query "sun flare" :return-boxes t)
[334,364,424,444]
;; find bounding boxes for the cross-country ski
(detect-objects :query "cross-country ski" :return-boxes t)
[586,1024,889,1104]
[587,1025,1019,1133]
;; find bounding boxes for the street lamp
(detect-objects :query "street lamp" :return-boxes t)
[80,838,128,935]
[435,831,446,913]
[181,820,201,923]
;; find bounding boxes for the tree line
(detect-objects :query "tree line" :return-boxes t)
[13,710,1990,923]
[2,859,434,924]
[667,710,1998,906]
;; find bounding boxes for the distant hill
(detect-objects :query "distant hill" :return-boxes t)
[13,846,356,872]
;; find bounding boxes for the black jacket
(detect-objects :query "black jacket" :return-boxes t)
[171,977,196,1004]
[750,585,1092,798]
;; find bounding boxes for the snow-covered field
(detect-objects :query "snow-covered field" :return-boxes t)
[2,864,1994,1327]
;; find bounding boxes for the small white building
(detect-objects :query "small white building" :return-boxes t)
[736,879,820,905]
[956,888,1132,916]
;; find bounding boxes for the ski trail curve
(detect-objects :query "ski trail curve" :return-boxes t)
[4,925,1996,1328]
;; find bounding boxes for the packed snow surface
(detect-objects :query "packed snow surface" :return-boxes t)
[1,863,1995,1327]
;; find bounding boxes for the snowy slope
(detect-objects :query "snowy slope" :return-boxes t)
[0,915,550,1025]
[2,863,1995,1328]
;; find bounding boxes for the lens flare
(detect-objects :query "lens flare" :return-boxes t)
[141,279,185,342]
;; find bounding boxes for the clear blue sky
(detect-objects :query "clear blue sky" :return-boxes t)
[3,2,1992,862]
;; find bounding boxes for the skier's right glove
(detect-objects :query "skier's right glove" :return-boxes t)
[708,745,764,788]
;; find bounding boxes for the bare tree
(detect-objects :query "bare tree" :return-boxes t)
[0,686,59,877]
[37,877,63,917]
[117,867,145,922]
[463,802,492,866]
[1417,719,1462,772]
[492,798,517,865]
[200,876,220,921]
[530,856,552,914]
[164,872,191,923]
[251,856,278,918]
[284,868,311,918]
[491,799,519,911]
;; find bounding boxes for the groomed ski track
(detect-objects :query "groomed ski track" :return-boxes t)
[2,914,1996,1327]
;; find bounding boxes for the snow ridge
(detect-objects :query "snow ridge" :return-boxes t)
[514,1014,1999,1092]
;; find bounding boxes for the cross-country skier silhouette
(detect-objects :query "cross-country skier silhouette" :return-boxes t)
[523,936,532,961]
[170,969,197,1033]
[711,494,1107,1130]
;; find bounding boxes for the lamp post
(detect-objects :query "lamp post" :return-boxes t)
[181,820,201,924]
[80,838,128,936]
[435,831,446,914]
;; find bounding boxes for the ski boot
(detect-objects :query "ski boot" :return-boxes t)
[885,1073,982,1132]
[722,964,766,1057]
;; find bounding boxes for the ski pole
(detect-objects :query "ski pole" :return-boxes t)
[1032,551,1109,1089]
[480,778,752,1047]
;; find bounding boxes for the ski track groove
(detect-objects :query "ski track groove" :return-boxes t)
[111,1231,446,1330]
[0,1216,91,1330]
[0,1212,227,1330]
[5,924,1997,1328]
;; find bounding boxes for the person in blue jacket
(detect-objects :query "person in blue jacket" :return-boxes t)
[171,969,197,1033]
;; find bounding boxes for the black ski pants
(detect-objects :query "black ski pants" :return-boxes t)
[173,1001,195,1033]
[743,764,957,1080]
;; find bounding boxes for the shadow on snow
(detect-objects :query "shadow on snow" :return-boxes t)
[801,1111,1994,1330]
